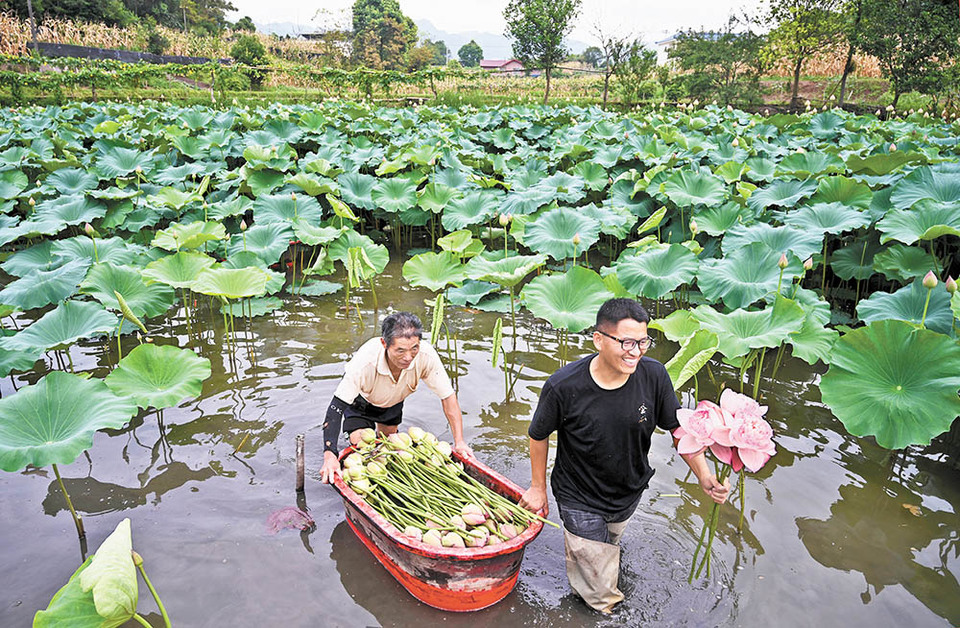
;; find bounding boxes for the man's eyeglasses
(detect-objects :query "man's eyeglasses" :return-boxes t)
[596,329,655,352]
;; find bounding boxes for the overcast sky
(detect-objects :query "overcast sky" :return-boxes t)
[227,1,765,46]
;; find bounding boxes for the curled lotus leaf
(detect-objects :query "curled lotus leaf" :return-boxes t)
[0,300,117,353]
[328,229,389,274]
[873,244,943,283]
[0,258,90,310]
[664,329,719,391]
[152,221,226,251]
[889,166,960,210]
[465,253,546,288]
[520,266,614,333]
[650,309,701,343]
[782,202,872,235]
[747,179,818,212]
[80,262,176,319]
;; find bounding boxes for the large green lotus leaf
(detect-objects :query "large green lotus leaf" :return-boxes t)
[141,251,216,289]
[0,300,117,353]
[33,195,107,227]
[207,196,253,220]
[0,371,137,472]
[436,229,477,256]
[41,168,98,196]
[889,166,960,210]
[744,157,777,182]
[398,205,432,227]
[80,262,175,319]
[523,207,601,261]
[152,221,226,251]
[337,172,378,210]
[693,202,751,236]
[873,244,942,283]
[650,309,701,342]
[0,169,28,200]
[0,258,89,310]
[148,187,201,211]
[105,344,211,410]
[520,266,613,333]
[291,219,345,246]
[243,144,296,171]
[952,291,960,322]
[820,320,960,449]
[441,191,500,230]
[402,251,466,292]
[253,193,323,225]
[615,244,698,299]
[807,111,845,138]
[783,202,872,235]
[285,172,338,197]
[857,279,954,336]
[372,177,418,214]
[328,229,389,274]
[845,150,919,176]
[298,280,342,296]
[698,244,791,310]
[466,253,546,288]
[243,168,284,196]
[53,236,145,268]
[447,280,499,306]
[1,240,57,276]
[581,204,636,239]
[713,161,750,184]
[326,194,359,223]
[192,267,270,299]
[721,222,822,262]
[96,146,154,179]
[572,161,610,191]
[0,330,42,378]
[418,182,459,213]
[831,237,882,281]
[660,170,728,208]
[225,222,293,266]
[787,312,839,366]
[809,176,873,208]
[776,151,845,179]
[747,179,818,212]
[539,172,586,204]
[876,200,960,245]
[692,296,805,358]
[664,329,719,390]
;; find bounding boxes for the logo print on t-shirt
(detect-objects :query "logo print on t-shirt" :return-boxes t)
[638,404,647,422]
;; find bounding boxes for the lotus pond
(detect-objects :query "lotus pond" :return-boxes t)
[0,101,958,626]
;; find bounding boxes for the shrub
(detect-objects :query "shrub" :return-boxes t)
[230,34,269,89]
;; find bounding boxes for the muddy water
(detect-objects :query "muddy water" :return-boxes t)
[1,259,958,627]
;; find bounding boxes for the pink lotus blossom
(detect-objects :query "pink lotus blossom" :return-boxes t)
[728,416,776,472]
[719,389,767,422]
[674,400,725,454]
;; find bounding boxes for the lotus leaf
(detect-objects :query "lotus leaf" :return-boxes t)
[845,151,918,176]
[286,173,338,197]
[819,320,960,449]
[1,240,58,276]
[418,182,460,213]
[41,168,98,196]
[152,221,226,251]
[747,179,818,212]
[523,207,601,261]
[141,251,216,289]
[581,204,636,239]
[830,237,881,281]
[447,280,499,306]
[664,329,719,390]
[693,202,752,236]
[873,244,943,283]
[225,222,293,265]
[876,199,960,245]
[807,111,845,138]
[650,309,702,343]
[328,230,389,274]
[783,202,871,234]
[0,300,117,353]
[787,313,839,365]
[520,266,613,333]
[149,187,201,212]
[298,280,343,296]
[466,253,546,288]
[0,169,28,200]
[243,168,284,196]
[442,191,500,231]
[857,279,954,336]
[96,146,154,179]
[105,344,211,410]
[693,296,805,358]
[53,236,146,268]
[660,170,728,208]
[372,178,418,214]
[402,252,466,292]
[0,371,137,472]
[697,244,795,310]
[776,152,845,179]
[192,267,270,300]
[337,172,378,210]
[615,244,698,299]
[889,166,960,210]
[32,195,107,228]
[254,193,323,225]
[809,176,873,208]
[0,258,89,310]
[722,222,822,262]
[572,161,610,191]
[80,262,176,319]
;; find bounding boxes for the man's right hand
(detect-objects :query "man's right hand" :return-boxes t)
[518,485,548,516]
[320,450,341,484]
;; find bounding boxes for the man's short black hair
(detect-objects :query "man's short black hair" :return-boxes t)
[596,298,650,330]
[381,311,423,347]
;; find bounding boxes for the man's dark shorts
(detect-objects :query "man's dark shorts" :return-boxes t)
[556,499,640,544]
[342,396,404,434]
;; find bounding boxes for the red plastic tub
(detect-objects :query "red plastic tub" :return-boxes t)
[332,448,545,611]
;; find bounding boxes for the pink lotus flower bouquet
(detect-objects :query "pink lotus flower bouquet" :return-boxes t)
[674,389,777,581]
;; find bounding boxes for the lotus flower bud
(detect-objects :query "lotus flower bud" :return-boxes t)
[425,515,445,529]
[875,109,881,116]
[777,253,789,269]
[795,147,806,154]
[422,529,443,546]
[397,449,414,462]
[28,196,35,206]
[731,137,739,147]
[403,526,423,542]
[803,257,814,271]
[493,506,513,523]
[349,478,372,494]
[131,550,143,566]
[84,223,95,236]
[465,528,489,547]
[922,270,938,289]
[449,515,467,530]
[945,276,956,294]
[727,104,733,112]
[422,431,438,446]
[486,535,501,546]
[347,466,366,481]
[498,213,512,227]
[240,219,247,231]
[291,192,297,201]
[343,452,364,469]
[388,432,412,450]
[436,441,453,458]
[483,518,499,533]
[572,233,581,246]
[442,532,465,548]
[461,504,487,526]
[407,426,426,442]
[499,523,519,539]
[358,428,377,444]
[689,219,698,235]
[889,143,897,152]
[886,104,894,111]
[366,460,386,477]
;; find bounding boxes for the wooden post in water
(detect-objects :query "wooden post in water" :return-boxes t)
[295,433,305,492]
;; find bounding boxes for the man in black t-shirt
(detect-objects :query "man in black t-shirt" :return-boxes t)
[519,298,729,613]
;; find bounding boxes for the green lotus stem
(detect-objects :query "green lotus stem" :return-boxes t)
[737,470,746,533]
[920,287,933,329]
[132,614,152,628]
[821,239,828,296]
[509,286,517,353]
[752,349,766,399]
[776,267,785,295]
[52,464,85,539]
[927,240,940,275]
[115,318,123,362]
[135,560,171,628]
[771,343,788,379]
[368,278,378,310]
[691,464,730,580]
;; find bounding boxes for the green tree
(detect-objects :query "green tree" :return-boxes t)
[612,41,657,104]
[420,38,448,65]
[234,15,256,32]
[458,39,483,67]
[582,45,603,68]
[503,0,583,103]
[230,33,268,88]
[764,0,846,107]
[853,0,960,108]
[2,0,135,25]
[179,0,237,33]
[352,0,418,70]
[669,19,767,105]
